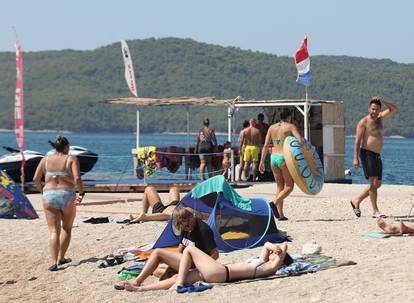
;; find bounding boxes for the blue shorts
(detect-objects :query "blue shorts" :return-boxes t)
[43,189,76,211]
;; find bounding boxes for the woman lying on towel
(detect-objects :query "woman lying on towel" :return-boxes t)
[122,242,292,292]
[173,243,292,290]
[377,218,414,235]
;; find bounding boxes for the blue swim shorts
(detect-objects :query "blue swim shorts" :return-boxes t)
[43,189,76,210]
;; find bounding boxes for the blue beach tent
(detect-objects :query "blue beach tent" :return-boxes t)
[153,175,288,252]
[0,170,38,219]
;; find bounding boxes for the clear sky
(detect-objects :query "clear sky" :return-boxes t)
[1,0,413,63]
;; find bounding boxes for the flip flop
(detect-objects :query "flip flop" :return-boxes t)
[278,216,288,221]
[372,213,387,219]
[176,283,195,293]
[350,201,361,218]
[114,282,125,290]
[48,264,59,272]
[58,258,72,265]
[192,282,213,292]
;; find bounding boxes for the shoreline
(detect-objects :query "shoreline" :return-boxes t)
[0,129,408,138]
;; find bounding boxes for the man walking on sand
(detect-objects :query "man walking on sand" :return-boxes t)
[350,96,397,218]
[239,118,262,181]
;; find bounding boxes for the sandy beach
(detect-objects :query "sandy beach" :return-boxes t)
[1,182,414,303]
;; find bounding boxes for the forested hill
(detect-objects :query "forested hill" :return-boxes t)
[0,38,413,136]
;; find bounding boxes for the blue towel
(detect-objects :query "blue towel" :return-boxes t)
[361,231,396,239]
[276,261,320,276]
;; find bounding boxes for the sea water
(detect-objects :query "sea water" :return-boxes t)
[0,131,413,185]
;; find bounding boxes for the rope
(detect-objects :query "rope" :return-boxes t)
[155,150,227,156]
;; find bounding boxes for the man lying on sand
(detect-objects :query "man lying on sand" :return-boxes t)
[377,218,414,235]
[128,186,181,223]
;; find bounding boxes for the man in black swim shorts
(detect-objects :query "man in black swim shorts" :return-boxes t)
[351,96,397,218]
[128,186,181,223]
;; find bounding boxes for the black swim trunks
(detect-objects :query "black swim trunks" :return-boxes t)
[359,148,382,180]
[151,200,179,214]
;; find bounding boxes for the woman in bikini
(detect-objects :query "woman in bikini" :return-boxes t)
[34,136,84,271]
[259,109,303,220]
[121,242,291,292]
[195,118,217,180]
[173,242,291,291]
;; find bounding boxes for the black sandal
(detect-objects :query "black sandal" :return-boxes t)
[58,258,72,265]
[48,264,58,272]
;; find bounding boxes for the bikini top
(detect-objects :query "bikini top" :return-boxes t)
[45,155,73,181]
[247,257,265,267]
[246,257,266,278]
[272,121,288,145]
[272,138,285,145]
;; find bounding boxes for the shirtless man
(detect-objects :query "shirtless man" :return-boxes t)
[128,186,181,223]
[350,97,397,218]
[239,118,262,181]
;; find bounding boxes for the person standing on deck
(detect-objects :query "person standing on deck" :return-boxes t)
[195,118,217,180]
[350,97,397,219]
[239,118,261,181]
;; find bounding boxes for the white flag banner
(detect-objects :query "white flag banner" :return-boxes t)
[121,40,138,97]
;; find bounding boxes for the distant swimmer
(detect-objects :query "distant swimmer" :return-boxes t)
[239,118,262,181]
[350,96,397,219]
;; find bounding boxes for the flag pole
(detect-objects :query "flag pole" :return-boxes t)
[13,27,25,191]
[304,85,309,141]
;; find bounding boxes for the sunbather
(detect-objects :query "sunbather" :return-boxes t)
[377,218,414,235]
[117,206,219,291]
[122,242,290,292]
[128,186,181,223]
[174,242,289,288]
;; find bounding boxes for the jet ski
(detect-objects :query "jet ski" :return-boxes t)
[0,144,99,183]
[0,147,44,183]
[47,141,98,175]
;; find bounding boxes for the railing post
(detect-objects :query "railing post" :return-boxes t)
[230,149,235,183]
